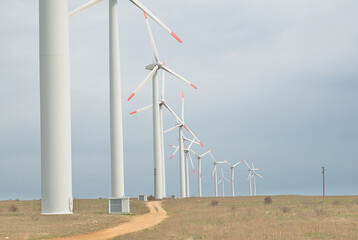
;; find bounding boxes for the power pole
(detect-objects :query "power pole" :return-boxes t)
[322,167,325,197]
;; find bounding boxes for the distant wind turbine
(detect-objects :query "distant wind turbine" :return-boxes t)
[189,148,213,197]
[127,10,193,199]
[218,168,230,197]
[244,160,263,196]
[224,158,242,197]
[208,152,225,197]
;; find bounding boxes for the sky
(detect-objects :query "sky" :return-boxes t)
[0,0,357,200]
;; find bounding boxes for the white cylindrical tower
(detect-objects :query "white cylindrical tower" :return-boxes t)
[109,0,125,198]
[159,106,166,198]
[39,0,73,214]
[185,152,189,197]
[179,128,186,198]
[198,158,202,197]
[214,165,218,197]
[152,72,163,199]
[231,168,234,197]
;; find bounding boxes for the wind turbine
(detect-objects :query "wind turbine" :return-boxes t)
[164,102,203,197]
[244,160,263,196]
[224,158,242,197]
[127,9,194,199]
[208,152,225,197]
[189,148,213,197]
[169,135,199,197]
[218,168,230,197]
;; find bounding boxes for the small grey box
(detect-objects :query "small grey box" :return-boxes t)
[138,194,147,201]
[171,195,176,199]
[109,197,130,213]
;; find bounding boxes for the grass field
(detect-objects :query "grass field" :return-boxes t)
[0,198,148,240]
[1,195,358,240]
[119,195,358,240]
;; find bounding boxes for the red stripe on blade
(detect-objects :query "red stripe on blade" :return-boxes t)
[190,83,198,89]
[128,93,135,101]
[129,111,137,115]
[171,32,183,43]
[143,11,147,19]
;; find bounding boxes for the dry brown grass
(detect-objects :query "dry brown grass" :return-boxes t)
[2,196,357,240]
[118,195,358,240]
[0,198,148,240]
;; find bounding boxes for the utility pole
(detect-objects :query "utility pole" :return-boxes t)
[322,167,325,197]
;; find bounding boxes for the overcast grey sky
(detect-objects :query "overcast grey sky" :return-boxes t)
[1,0,357,200]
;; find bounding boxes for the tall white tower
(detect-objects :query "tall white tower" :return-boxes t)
[109,0,125,198]
[39,0,73,214]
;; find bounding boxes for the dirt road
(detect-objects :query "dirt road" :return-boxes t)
[52,201,167,240]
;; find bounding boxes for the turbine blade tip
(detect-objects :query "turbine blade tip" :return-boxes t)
[171,32,183,43]
[143,11,147,19]
[190,83,198,89]
[129,111,137,115]
[128,93,135,101]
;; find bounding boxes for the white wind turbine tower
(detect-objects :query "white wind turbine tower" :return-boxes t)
[208,152,225,197]
[40,0,184,213]
[189,148,213,197]
[218,168,230,197]
[244,160,263,196]
[224,158,242,197]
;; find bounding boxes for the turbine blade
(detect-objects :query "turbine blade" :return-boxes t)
[208,151,217,163]
[200,148,212,158]
[211,167,216,179]
[161,65,197,89]
[188,153,195,174]
[188,149,200,158]
[69,0,105,18]
[162,102,183,124]
[129,0,183,43]
[243,159,251,169]
[170,146,179,160]
[129,104,153,115]
[233,160,242,168]
[143,11,160,62]
[256,173,264,179]
[128,65,158,101]
[183,125,203,146]
[163,124,180,134]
